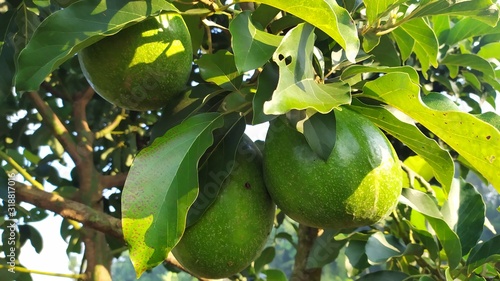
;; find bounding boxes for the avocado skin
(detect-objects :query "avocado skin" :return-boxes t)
[172,136,275,279]
[263,107,402,229]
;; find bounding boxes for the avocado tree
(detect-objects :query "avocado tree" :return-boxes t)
[1,0,500,280]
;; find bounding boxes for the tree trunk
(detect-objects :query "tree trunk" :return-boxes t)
[291,224,322,281]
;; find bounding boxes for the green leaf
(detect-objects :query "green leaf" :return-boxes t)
[409,0,499,26]
[368,35,401,66]
[303,111,336,161]
[264,23,351,115]
[122,112,224,277]
[400,188,462,269]
[364,0,405,26]
[306,229,346,269]
[254,246,275,273]
[341,65,420,85]
[15,0,178,91]
[357,271,409,281]
[442,180,486,256]
[350,102,454,190]
[366,232,405,264]
[477,112,500,131]
[477,42,500,60]
[252,62,279,124]
[0,9,16,100]
[235,0,359,62]
[362,73,500,192]
[18,225,43,254]
[445,18,500,46]
[196,50,243,91]
[186,114,246,226]
[229,11,282,73]
[262,269,288,281]
[396,18,438,78]
[441,54,496,79]
[467,235,500,273]
[391,27,414,62]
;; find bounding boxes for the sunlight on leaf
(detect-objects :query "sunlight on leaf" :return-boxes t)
[263,23,351,115]
[122,113,224,277]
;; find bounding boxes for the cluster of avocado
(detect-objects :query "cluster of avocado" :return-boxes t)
[79,13,402,279]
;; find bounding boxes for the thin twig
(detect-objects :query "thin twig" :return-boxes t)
[95,109,127,139]
[27,91,81,164]
[0,150,44,190]
[0,265,85,279]
[400,161,435,196]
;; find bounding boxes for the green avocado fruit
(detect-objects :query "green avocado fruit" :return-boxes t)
[172,136,276,279]
[263,107,402,229]
[78,13,192,111]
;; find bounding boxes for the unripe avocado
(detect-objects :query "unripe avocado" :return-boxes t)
[263,108,402,229]
[78,13,192,111]
[172,136,276,279]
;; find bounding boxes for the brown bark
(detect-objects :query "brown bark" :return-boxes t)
[15,181,123,238]
[291,224,322,281]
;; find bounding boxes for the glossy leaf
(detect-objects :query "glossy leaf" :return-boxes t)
[235,0,359,62]
[229,11,282,73]
[364,0,405,26]
[254,246,275,273]
[442,180,485,255]
[303,111,336,161]
[391,27,414,62]
[263,24,351,115]
[253,62,279,124]
[350,102,454,190]
[477,42,500,60]
[341,65,420,85]
[466,234,500,273]
[396,18,438,78]
[366,232,405,264]
[15,0,178,91]
[0,9,16,100]
[409,0,499,26]
[197,50,243,91]
[262,269,288,281]
[441,54,496,79]
[186,114,246,226]
[445,18,500,45]
[401,188,462,269]
[122,113,224,276]
[362,73,500,192]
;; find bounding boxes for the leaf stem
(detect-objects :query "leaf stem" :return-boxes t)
[95,109,127,139]
[0,264,85,279]
[0,150,44,190]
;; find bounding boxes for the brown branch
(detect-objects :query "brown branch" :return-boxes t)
[27,91,81,164]
[100,173,128,189]
[15,181,122,238]
[15,181,208,280]
[291,224,322,281]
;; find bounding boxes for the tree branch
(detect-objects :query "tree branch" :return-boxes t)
[100,173,128,189]
[27,91,81,164]
[14,181,208,280]
[291,224,322,281]
[15,181,122,238]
